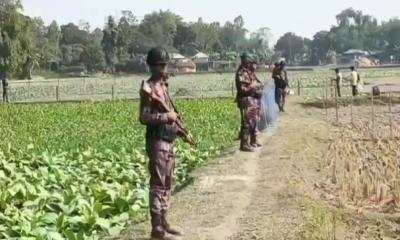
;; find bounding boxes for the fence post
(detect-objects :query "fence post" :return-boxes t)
[335,85,339,122]
[325,79,329,101]
[56,86,59,102]
[371,90,375,137]
[297,80,301,96]
[28,79,31,100]
[322,83,327,119]
[389,91,393,138]
[350,95,354,125]
[231,81,234,97]
[111,85,115,101]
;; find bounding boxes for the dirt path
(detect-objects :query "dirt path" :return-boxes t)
[124,97,334,240]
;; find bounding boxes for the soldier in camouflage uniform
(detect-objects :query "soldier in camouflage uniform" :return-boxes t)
[139,47,185,240]
[273,61,288,112]
[235,53,263,152]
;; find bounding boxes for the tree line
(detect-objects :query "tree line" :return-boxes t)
[0,0,399,79]
[275,8,400,65]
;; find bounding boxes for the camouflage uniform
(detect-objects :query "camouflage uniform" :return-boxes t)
[236,64,262,151]
[272,65,287,112]
[251,73,264,136]
[140,47,183,240]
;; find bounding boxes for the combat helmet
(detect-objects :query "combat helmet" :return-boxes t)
[146,47,170,65]
[241,52,258,65]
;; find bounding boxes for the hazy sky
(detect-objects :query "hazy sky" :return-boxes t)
[22,0,399,42]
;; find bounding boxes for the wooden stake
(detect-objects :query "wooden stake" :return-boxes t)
[231,81,234,97]
[350,95,354,125]
[56,86,59,102]
[111,85,115,101]
[325,79,329,101]
[389,91,393,138]
[335,84,339,122]
[322,83,327,119]
[297,79,300,96]
[371,90,375,137]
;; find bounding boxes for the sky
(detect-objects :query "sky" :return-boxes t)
[22,0,399,42]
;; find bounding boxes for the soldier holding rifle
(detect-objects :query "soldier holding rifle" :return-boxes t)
[139,47,193,240]
[235,53,263,152]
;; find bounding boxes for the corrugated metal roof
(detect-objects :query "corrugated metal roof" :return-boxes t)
[170,53,187,59]
[343,49,368,55]
[193,52,209,59]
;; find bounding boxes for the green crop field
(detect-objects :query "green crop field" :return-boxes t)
[0,99,239,239]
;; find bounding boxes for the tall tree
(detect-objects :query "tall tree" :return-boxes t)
[0,0,23,76]
[139,10,179,48]
[80,41,105,72]
[248,27,273,62]
[275,32,305,64]
[60,23,89,45]
[173,21,196,55]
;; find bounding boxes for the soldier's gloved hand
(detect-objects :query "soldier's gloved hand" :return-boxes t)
[167,111,178,122]
[254,89,263,99]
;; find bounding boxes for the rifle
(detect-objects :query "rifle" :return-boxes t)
[141,77,195,146]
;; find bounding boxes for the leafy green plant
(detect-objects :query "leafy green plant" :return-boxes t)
[0,99,239,238]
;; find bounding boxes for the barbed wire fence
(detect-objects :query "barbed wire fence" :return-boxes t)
[0,75,240,104]
[2,73,400,141]
[300,78,400,139]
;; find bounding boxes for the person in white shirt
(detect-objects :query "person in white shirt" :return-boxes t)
[334,68,342,97]
[350,66,359,96]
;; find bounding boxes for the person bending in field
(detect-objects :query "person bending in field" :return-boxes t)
[139,47,187,240]
[235,52,263,152]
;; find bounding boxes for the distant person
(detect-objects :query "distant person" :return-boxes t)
[235,52,263,152]
[333,68,342,97]
[0,68,9,103]
[280,61,289,110]
[350,66,360,96]
[273,62,288,112]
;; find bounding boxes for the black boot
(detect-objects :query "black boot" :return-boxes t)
[240,130,255,152]
[251,135,262,148]
[162,211,184,236]
[151,213,166,239]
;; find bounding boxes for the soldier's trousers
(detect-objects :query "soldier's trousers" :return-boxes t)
[275,87,286,110]
[2,87,8,103]
[336,83,341,97]
[352,85,358,96]
[239,97,259,148]
[146,139,175,231]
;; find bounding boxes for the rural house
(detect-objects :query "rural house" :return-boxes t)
[170,53,196,73]
[192,52,210,72]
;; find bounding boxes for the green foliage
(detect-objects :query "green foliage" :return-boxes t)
[5,1,400,77]
[299,201,335,240]
[0,99,239,238]
[275,33,306,64]
[80,42,105,72]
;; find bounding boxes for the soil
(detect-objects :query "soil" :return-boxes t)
[121,96,400,240]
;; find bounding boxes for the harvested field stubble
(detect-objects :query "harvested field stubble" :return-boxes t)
[327,125,400,212]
